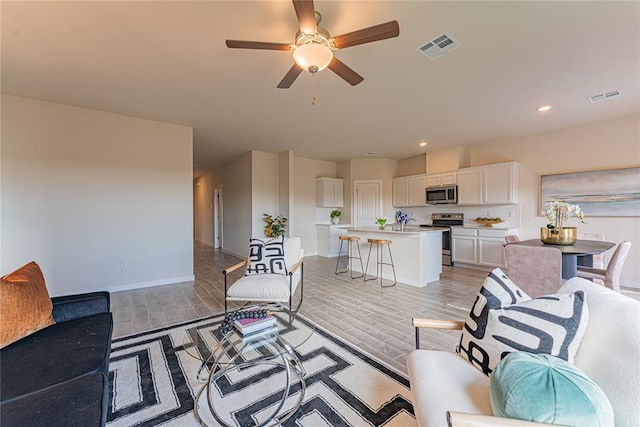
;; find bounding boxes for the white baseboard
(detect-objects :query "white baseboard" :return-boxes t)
[195,238,214,248]
[75,275,196,295]
[221,247,245,258]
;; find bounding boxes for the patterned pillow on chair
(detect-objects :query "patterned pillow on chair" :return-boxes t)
[245,236,287,276]
[456,268,589,376]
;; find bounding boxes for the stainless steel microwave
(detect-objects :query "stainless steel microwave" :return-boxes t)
[426,185,458,204]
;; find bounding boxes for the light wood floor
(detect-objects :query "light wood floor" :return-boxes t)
[111,242,639,374]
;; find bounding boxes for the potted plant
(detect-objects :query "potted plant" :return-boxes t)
[330,210,341,224]
[263,213,287,237]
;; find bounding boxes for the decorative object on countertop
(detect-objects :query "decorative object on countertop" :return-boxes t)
[541,201,586,245]
[375,216,388,230]
[263,213,288,237]
[330,209,341,224]
[395,210,414,231]
[474,217,504,227]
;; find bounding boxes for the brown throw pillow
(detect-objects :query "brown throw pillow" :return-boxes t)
[0,261,55,348]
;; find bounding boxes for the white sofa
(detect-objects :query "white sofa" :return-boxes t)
[407,277,640,426]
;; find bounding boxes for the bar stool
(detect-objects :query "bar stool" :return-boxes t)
[364,238,397,287]
[335,235,364,279]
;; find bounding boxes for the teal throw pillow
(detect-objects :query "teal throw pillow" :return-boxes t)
[490,351,614,426]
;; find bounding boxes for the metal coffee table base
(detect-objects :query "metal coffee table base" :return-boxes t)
[193,336,307,427]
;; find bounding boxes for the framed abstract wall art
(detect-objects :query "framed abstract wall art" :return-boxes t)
[541,167,640,217]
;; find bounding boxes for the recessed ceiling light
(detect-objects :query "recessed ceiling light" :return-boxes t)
[537,105,553,112]
[419,142,428,147]
[366,152,378,157]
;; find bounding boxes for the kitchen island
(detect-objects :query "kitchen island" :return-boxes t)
[346,226,444,287]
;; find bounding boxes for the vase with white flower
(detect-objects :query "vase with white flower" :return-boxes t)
[541,201,586,245]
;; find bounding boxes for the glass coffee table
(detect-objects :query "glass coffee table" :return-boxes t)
[182,304,315,427]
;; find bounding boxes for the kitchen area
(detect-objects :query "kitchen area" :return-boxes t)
[316,160,521,287]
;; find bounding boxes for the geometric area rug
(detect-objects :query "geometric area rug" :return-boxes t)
[107,311,416,426]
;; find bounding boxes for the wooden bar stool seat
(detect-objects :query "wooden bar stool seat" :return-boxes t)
[335,235,364,279]
[364,238,397,287]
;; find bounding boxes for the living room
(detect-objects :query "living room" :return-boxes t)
[1,1,639,426]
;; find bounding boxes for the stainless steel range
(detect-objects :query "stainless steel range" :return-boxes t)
[420,213,464,266]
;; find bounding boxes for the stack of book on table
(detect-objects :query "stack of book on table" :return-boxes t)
[233,308,278,340]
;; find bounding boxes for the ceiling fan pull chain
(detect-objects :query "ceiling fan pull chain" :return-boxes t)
[312,73,317,106]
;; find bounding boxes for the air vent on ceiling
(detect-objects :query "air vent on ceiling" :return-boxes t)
[588,89,623,103]
[417,32,461,61]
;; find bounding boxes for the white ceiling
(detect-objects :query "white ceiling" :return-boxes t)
[2,1,639,177]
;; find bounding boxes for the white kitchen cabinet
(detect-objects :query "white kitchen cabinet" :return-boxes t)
[316,224,350,257]
[408,175,427,206]
[426,172,457,188]
[316,177,344,207]
[456,169,483,204]
[393,174,426,207]
[393,177,409,207]
[456,162,518,205]
[452,227,519,269]
[478,230,509,267]
[452,229,477,265]
[483,163,516,204]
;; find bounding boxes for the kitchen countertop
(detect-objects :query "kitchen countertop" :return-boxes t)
[344,227,443,286]
[454,224,519,230]
[347,226,446,235]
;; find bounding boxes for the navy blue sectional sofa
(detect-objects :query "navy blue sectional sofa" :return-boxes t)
[0,292,113,426]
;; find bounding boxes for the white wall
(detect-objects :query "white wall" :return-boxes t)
[337,160,352,224]
[209,152,253,257]
[1,95,194,295]
[252,151,280,237]
[279,151,294,237]
[293,156,337,256]
[397,154,426,176]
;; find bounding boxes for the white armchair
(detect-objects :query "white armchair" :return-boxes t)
[407,277,640,426]
[224,237,304,313]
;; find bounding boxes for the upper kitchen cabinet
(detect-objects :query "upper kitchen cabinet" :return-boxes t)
[457,162,519,205]
[426,172,457,188]
[316,177,344,207]
[393,174,426,207]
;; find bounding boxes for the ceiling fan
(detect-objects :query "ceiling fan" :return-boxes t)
[225,0,400,88]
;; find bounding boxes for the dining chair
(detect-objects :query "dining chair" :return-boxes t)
[504,244,563,297]
[577,241,631,292]
[577,232,606,269]
[504,235,520,244]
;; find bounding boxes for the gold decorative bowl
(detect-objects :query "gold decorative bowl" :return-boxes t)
[474,219,504,227]
[540,227,577,245]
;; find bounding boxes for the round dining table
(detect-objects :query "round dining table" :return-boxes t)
[511,239,616,279]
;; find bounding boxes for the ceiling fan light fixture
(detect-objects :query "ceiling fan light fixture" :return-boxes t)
[293,42,333,73]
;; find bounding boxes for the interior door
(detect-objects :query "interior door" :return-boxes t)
[354,180,383,228]
[214,185,223,249]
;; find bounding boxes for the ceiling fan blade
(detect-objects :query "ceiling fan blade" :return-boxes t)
[226,40,292,51]
[277,64,304,89]
[328,58,364,86]
[332,21,400,49]
[292,0,317,34]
